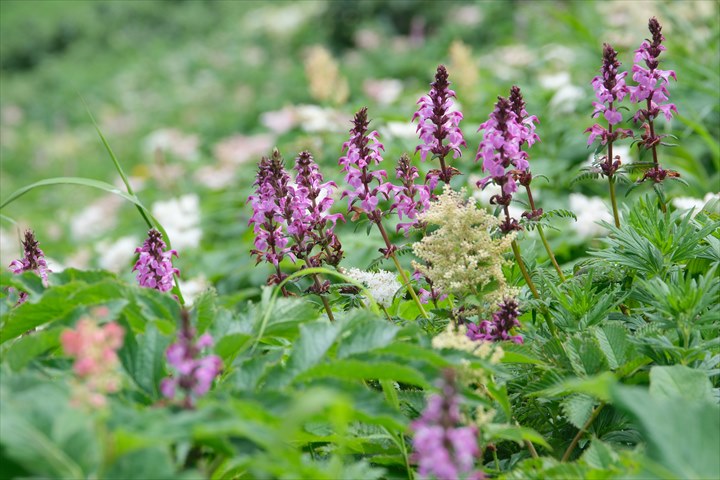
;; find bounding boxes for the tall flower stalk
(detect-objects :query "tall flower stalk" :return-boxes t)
[509,86,565,281]
[476,94,557,335]
[629,17,679,210]
[340,108,429,319]
[413,65,466,188]
[586,43,633,227]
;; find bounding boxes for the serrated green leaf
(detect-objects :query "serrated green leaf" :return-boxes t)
[118,322,170,398]
[649,365,714,402]
[593,324,628,370]
[561,394,596,429]
[484,424,551,449]
[337,319,398,359]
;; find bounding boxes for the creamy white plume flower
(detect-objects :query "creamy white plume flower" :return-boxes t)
[346,268,401,307]
[569,193,613,238]
[70,195,123,240]
[151,194,202,250]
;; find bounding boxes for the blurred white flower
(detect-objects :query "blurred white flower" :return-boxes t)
[0,227,20,269]
[346,268,401,307]
[144,128,199,162]
[569,193,613,238]
[179,275,210,306]
[196,134,275,189]
[539,71,571,91]
[295,105,349,133]
[260,107,297,134]
[151,194,202,250]
[672,192,720,216]
[96,236,139,273]
[70,195,123,240]
[381,121,417,140]
[549,84,585,113]
[363,79,403,105]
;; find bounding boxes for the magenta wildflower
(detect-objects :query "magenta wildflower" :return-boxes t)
[629,17,679,183]
[476,95,529,233]
[466,298,523,344]
[248,152,293,285]
[9,230,50,286]
[411,369,485,480]
[339,107,395,223]
[132,229,178,293]
[585,43,633,177]
[161,310,222,408]
[294,151,345,267]
[413,65,466,186]
[391,154,432,235]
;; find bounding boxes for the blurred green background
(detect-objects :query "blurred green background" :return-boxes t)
[1,0,718,302]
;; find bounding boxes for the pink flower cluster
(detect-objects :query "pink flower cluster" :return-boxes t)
[61,314,125,407]
[467,298,523,344]
[132,229,179,293]
[9,230,51,304]
[339,107,395,222]
[161,313,222,408]
[413,270,447,305]
[629,17,678,123]
[391,154,432,235]
[413,64,466,185]
[411,370,484,480]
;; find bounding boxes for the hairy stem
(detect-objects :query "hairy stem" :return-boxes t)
[608,175,621,228]
[537,225,566,282]
[561,403,605,462]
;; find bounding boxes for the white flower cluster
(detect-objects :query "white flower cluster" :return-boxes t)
[151,194,202,250]
[346,268,401,307]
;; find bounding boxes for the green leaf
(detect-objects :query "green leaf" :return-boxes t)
[612,385,720,479]
[0,280,128,344]
[484,424,551,449]
[104,447,176,479]
[561,394,596,429]
[649,365,714,403]
[296,359,430,388]
[581,437,620,470]
[593,324,629,370]
[118,322,170,398]
[267,321,341,388]
[336,318,399,359]
[4,327,61,371]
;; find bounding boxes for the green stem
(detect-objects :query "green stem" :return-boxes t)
[375,220,429,319]
[380,304,393,322]
[608,175,621,228]
[537,225,565,282]
[561,403,605,462]
[311,273,335,322]
[511,239,557,337]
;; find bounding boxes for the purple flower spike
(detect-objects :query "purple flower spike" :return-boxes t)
[584,43,634,176]
[411,369,485,480]
[628,17,679,184]
[413,65,466,185]
[390,154,432,235]
[9,230,50,286]
[476,95,530,233]
[249,152,293,284]
[161,310,222,408]
[294,151,345,267]
[8,230,51,304]
[132,229,179,293]
[339,107,394,223]
[467,298,523,344]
